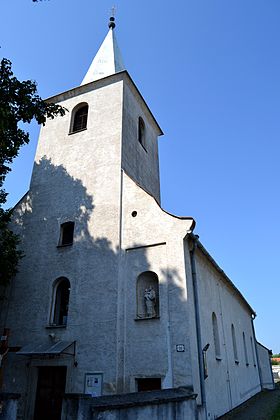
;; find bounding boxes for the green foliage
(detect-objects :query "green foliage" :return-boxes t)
[273,354,280,358]
[0,208,23,287]
[0,58,65,186]
[271,403,280,420]
[271,359,280,365]
[0,58,66,286]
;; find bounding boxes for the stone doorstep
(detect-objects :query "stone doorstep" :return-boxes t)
[64,386,197,411]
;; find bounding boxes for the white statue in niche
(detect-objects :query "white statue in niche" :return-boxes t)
[144,286,156,318]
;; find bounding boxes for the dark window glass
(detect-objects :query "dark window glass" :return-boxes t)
[53,278,70,326]
[60,222,74,246]
[231,324,238,361]
[136,378,161,392]
[73,105,88,132]
[250,336,256,366]
[138,117,145,147]
[243,332,249,365]
[212,312,221,358]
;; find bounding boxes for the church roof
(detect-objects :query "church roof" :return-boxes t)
[190,233,256,316]
[81,17,125,85]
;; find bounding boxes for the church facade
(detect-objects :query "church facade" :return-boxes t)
[0,18,273,420]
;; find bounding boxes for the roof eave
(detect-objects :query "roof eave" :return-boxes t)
[187,232,256,317]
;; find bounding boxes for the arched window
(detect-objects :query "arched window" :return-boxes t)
[231,324,238,362]
[138,117,146,149]
[250,336,256,366]
[70,103,88,133]
[51,278,70,326]
[212,312,221,359]
[58,221,74,246]
[136,271,159,319]
[243,332,249,366]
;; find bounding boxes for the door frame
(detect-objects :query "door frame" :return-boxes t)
[24,358,72,420]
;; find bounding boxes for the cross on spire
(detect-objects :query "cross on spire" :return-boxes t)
[81,12,125,85]
[108,6,116,29]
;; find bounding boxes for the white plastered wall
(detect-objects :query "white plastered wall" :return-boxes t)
[257,342,274,390]
[120,171,195,392]
[193,248,261,419]
[4,77,125,407]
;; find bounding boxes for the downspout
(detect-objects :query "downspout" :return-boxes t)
[268,349,275,389]
[189,234,207,418]
[116,168,125,392]
[162,269,174,389]
[251,316,263,390]
[217,283,233,410]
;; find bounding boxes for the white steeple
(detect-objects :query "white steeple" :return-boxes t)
[81,17,125,85]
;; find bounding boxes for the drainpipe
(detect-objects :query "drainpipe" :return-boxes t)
[267,348,275,389]
[251,316,263,390]
[217,283,233,410]
[189,234,207,419]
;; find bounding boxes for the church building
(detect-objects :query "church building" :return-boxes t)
[0,17,274,420]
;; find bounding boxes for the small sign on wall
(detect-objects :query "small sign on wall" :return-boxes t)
[84,373,103,397]
[176,344,185,352]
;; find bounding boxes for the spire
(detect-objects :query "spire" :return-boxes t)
[81,16,125,85]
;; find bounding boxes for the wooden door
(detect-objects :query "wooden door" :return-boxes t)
[34,366,67,420]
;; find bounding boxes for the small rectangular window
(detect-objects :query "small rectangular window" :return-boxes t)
[59,222,74,246]
[138,116,147,151]
[136,378,161,392]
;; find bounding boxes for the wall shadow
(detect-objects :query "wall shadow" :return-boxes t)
[1,156,189,399]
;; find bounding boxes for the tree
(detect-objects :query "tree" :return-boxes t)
[0,58,66,287]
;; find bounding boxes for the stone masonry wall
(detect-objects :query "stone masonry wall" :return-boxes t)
[61,387,198,420]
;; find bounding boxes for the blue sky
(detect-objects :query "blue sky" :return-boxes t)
[1,0,279,352]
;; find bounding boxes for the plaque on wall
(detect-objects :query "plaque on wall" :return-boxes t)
[176,344,185,352]
[84,373,103,396]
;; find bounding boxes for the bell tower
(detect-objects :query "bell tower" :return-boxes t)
[4,17,167,411]
[31,16,162,211]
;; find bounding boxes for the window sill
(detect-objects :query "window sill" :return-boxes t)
[134,316,160,321]
[69,128,87,135]
[216,356,222,361]
[46,325,67,329]
[57,243,73,248]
